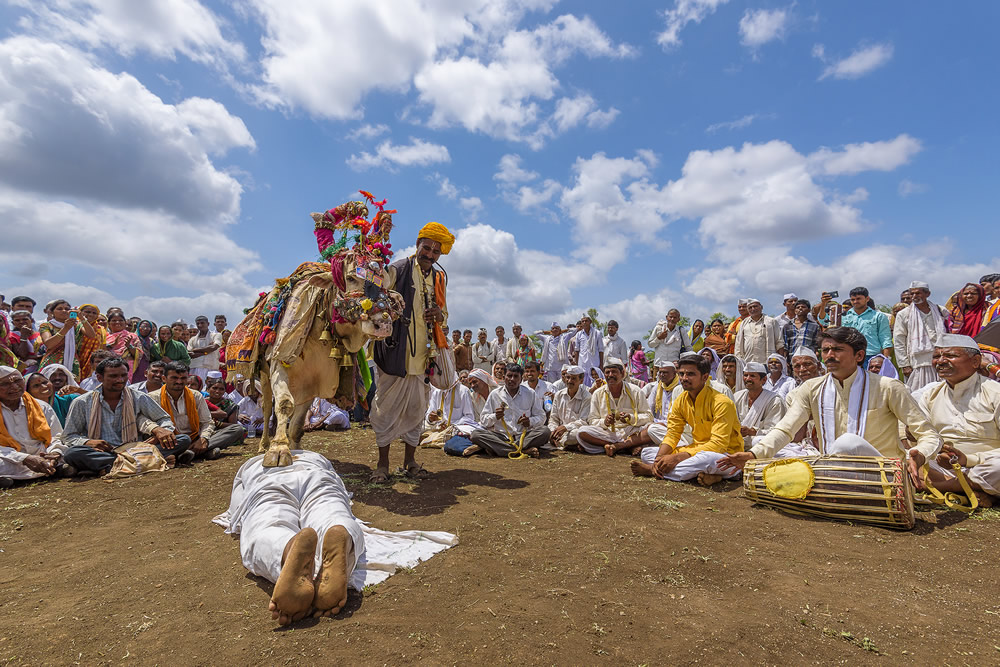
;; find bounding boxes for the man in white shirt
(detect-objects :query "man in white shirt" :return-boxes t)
[129,361,166,394]
[522,360,553,416]
[603,320,629,366]
[537,323,572,383]
[919,335,1000,507]
[893,280,948,391]
[575,358,652,456]
[420,378,479,452]
[734,362,786,451]
[505,323,523,362]
[188,315,223,382]
[649,309,690,364]
[472,328,497,373]
[491,326,509,363]
[734,298,785,364]
[467,363,550,457]
[304,398,351,432]
[547,365,590,449]
[570,315,605,386]
[0,366,69,484]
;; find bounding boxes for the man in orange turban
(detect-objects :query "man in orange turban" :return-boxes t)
[370,222,454,483]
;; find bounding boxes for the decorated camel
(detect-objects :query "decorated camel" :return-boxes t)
[226,192,404,467]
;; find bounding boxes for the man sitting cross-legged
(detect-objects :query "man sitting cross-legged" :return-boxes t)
[918,335,1000,507]
[420,375,480,455]
[610,360,678,454]
[62,357,190,473]
[303,397,351,433]
[150,362,245,460]
[718,327,940,489]
[631,354,744,486]
[734,362,786,451]
[216,450,365,624]
[547,365,591,449]
[467,363,551,457]
[575,357,652,456]
[0,366,70,486]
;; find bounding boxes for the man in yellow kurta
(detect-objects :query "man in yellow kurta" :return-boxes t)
[718,327,940,490]
[371,222,453,482]
[630,354,743,486]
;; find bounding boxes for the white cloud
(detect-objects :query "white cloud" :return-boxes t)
[459,197,484,216]
[346,123,390,141]
[705,113,770,133]
[437,176,460,200]
[586,106,620,129]
[494,154,539,184]
[898,179,928,198]
[415,14,632,146]
[12,0,245,67]
[814,42,894,80]
[809,134,922,176]
[348,138,451,170]
[738,8,788,48]
[0,37,250,223]
[657,0,729,49]
[514,179,562,212]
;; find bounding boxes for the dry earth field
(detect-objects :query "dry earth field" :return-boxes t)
[2,428,999,665]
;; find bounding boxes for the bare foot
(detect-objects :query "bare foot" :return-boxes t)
[697,472,723,487]
[974,490,994,508]
[462,444,482,457]
[270,527,317,625]
[604,443,617,457]
[164,455,176,468]
[525,447,540,458]
[630,460,654,477]
[313,525,350,618]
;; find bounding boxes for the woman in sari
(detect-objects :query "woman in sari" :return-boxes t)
[149,324,191,366]
[38,300,99,379]
[688,319,705,352]
[26,370,86,426]
[105,309,142,381]
[947,283,987,338]
[513,334,537,366]
[76,304,108,379]
[704,319,729,356]
[628,340,649,383]
[132,319,156,382]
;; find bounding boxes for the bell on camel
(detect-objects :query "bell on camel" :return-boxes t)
[319,329,332,341]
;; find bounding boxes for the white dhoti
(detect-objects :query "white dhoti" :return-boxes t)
[774,441,821,459]
[575,424,643,454]
[215,451,364,584]
[905,365,939,392]
[646,422,694,448]
[371,370,429,448]
[929,451,1000,497]
[553,427,582,449]
[639,448,741,481]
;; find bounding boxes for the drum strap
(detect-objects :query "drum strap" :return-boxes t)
[918,462,979,512]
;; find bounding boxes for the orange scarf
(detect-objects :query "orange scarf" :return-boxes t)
[159,387,200,436]
[0,394,52,452]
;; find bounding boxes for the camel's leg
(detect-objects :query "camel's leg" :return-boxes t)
[258,367,273,454]
[287,400,311,446]
[262,364,294,468]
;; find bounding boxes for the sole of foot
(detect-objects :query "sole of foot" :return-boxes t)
[313,525,350,618]
[270,527,318,626]
[697,472,723,487]
[604,444,617,457]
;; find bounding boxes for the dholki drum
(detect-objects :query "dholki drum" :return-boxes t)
[742,455,916,530]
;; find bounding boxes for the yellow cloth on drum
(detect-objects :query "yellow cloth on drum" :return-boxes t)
[417,222,455,254]
[762,458,815,499]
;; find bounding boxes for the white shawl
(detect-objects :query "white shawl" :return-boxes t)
[818,369,870,454]
[904,302,945,361]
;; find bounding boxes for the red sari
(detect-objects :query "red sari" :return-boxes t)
[947,283,987,337]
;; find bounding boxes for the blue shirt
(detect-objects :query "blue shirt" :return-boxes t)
[840,307,893,357]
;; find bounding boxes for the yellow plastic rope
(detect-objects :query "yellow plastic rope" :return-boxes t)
[500,418,530,460]
[605,386,638,434]
[919,461,979,513]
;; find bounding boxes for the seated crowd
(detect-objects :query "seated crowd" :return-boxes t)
[3,275,1000,508]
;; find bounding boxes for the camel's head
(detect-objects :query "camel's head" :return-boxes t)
[308,254,403,348]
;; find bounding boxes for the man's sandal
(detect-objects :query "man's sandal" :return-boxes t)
[400,463,431,479]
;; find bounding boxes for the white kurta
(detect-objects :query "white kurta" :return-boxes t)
[576,383,652,451]
[216,451,364,584]
[538,332,573,382]
[603,334,629,366]
[893,302,947,391]
[0,399,64,480]
[547,386,592,447]
[734,388,786,450]
[572,329,605,386]
[307,398,350,429]
[479,385,545,436]
[522,379,553,416]
[472,342,497,373]
[424,384,480,434]
[734,316,782,364]
[490,338,509,363]
[648,321,689,364]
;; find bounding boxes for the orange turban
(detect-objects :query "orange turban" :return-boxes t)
[417,222,455,255]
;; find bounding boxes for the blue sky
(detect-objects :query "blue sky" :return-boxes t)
[1,0,997,342]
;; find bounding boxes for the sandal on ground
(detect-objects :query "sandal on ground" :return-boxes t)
[368,467,391,483]
[399,463,431,479]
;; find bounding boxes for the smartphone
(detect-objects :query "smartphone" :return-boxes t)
[69,311,78,319]
[828,290,839,299]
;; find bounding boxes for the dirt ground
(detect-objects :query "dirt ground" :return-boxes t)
[2,429,999,666]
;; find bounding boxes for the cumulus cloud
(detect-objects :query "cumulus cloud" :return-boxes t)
[658,0,729,49]
[12,0,245,67]
[814,42,894,80]
[738,8,788,48]
[348,138,451,170]
[494,154,539,184]
[346,123,390,141]
[809,134,922,176]
[0,37,250,223]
